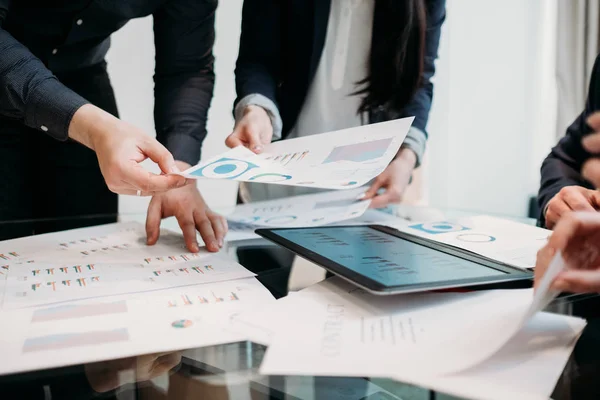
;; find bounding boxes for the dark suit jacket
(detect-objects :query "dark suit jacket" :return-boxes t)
[234,0,446,139]
[537,55,600,226]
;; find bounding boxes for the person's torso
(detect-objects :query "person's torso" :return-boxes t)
[243,0,375,202]
[4,0,166,73]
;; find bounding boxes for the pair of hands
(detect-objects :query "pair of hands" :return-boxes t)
[69,104,227,253]
[536,112,600,292]
[71,103,415,253]
[544,114,600,229]
[227,106,417,208]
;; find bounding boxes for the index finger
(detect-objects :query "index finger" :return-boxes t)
[586,112,600,131]
[225,132,244,149]
[124,163,186,193]
[583,132,600,153]
[547,212,600,251]
[370,191,395,209]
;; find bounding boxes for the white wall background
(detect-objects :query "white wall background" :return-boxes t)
[107,0,560,219]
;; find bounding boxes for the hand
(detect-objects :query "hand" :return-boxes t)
[535,212,600,293]
[85,352,182,393]
[583,112,600,188]
[146,161,228,252]
[69,104,186,195]
[362,148,416,208]
[226,105,273,153]
[544,186,600,229]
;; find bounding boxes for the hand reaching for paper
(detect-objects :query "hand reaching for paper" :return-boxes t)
[535,212,600,293]
[362,147,416,208]
[146,161,228,253]
[68,104,187,195]
[226,105,273,153]
[544,186,600,229]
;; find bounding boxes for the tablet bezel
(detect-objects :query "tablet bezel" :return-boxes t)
[255,224,533,295]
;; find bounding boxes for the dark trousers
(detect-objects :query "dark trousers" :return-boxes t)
[0,62,118,240]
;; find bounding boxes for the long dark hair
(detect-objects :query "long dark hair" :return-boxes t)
[355,0,427,114]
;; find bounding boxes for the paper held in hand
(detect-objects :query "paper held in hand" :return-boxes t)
[177,118,414,190]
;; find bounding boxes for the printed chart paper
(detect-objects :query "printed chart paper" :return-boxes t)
[391,215,551,270]
[0,255,255,309]
[255,271,584,400]
[0,278,275,376]
[179,118,413,190]
[227,188,371,228]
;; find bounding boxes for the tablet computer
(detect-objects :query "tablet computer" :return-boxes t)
[255,225,533,295]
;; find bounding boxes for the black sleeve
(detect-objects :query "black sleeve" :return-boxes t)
[537,55,600,226]
[233,0,282,109]
[0,0,89,141]
[153,0,217,166]
[399,0,446,135]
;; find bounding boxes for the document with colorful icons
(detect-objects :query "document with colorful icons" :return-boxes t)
[179,118,414,190]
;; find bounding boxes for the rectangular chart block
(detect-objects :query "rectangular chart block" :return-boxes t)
[31,301,128,323]
[23,328,129,353]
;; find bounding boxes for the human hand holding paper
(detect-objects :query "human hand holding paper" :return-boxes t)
[226,105,273,153]
[362,148,416,208]
[69,104,187,196]
[535,212,600,293]
[179,118,414,190]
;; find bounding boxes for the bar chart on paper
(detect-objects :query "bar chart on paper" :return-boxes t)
[23,328,129,353]
[31,301,129,323]
[323,138,393,164]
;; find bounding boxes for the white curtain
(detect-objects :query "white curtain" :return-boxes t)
[555,0,600,137]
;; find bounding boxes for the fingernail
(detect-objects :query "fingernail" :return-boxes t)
[253,146,263,152]
[169,165,181,174]
[356,192,367,200]
[192,243,199,253]
[219,239,224,247]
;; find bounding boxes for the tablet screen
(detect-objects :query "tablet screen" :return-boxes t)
[273,226,507,287]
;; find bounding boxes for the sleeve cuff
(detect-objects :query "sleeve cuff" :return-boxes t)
[234,94,283,140]
[400,126,427,168]
[24,77,89,141]
[164,132,202,166]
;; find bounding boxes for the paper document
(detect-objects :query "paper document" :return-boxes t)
[179,118,413,190]
[390,215,551,269]
[0,255,255,309]
[227,188,371,228]
[224,208,410,243]
[0,278,275,376]
[256,268,583,400]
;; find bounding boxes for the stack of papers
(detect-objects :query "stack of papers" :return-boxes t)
[227,188,371,228]
[0,222,276,374]
[223,190,410,243]
[179,118,413,190]
[230,254,584,400]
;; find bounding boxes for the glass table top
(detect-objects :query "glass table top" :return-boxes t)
[0,209,594,400]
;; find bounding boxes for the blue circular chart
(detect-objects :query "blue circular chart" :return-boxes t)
[456,233,496,243]
[419,222,467,234]
[264,215,298,225]
[249,173,293,182]
[201,160,253,179]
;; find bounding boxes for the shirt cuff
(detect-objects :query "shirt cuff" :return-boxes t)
[234,94,283,140]
[24,77,89,141]
[400,126,427,168]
